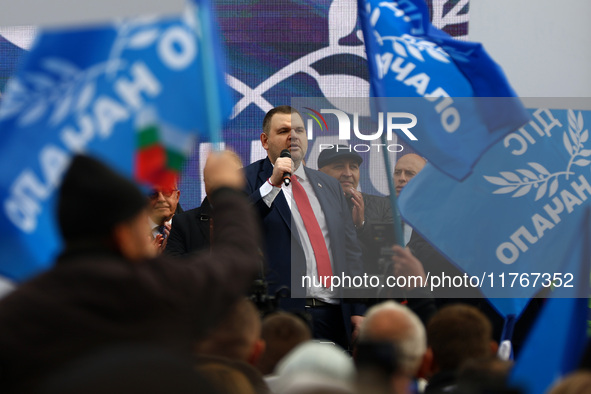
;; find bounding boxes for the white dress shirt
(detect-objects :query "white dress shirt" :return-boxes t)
[259,164,338,302]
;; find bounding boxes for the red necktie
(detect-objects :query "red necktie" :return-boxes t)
[291,175,333,279]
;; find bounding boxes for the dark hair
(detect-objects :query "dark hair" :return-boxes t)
[262,106,303,135]
[427,304,493,372]
[194,298,261,362]
[255,312,311,375]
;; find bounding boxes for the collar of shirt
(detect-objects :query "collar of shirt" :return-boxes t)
[293,163,306,183]
[149,218,159,231]
[150,217,172,232]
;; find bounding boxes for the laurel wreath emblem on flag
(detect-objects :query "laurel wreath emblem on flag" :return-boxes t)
[484,110,590,201]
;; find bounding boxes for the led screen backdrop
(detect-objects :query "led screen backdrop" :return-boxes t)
[0,0,469,209]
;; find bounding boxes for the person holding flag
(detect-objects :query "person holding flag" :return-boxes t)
[0,152,261,393]
[0,0,232,283]
[357,0,534,340]
[358,0,590,384]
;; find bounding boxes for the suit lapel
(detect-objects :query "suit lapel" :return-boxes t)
[306,168,332,219]
[261,157,292,232]
[259,157,273,186]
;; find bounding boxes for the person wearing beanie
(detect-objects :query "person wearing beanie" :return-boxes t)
[57,154,154,259]
[0,152,262,393]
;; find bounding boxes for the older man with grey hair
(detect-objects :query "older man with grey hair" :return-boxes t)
[357,300,427,394]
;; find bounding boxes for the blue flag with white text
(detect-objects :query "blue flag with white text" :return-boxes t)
[0,1,231,282]
[509,209,590,393]
[398,107,591,317]
[357,0,529,180]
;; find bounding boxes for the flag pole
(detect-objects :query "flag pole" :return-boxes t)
[194,0,222,151]
[381,132,405,246]
[498,313,516,360]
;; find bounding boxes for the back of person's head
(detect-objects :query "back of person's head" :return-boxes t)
[427,304,494,372]
[195,362,256,394]
[358,300,426,376]
[255,311,311,375]
[267,341,355,393]
[58,154,147,244]
[279,376,355,394]
[195,355,270,394]
[58,154,156,261]
[271,341,355,392]
[354,340,402,394]
[455,357,514,393]
[195,298,264,365]
[36,344,217,394]
[548,371,591,394]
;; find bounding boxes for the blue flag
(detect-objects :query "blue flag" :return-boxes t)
[398,107,591,318]
[357,0,529,180]
[509,209,590,394]
[0,1,231,282]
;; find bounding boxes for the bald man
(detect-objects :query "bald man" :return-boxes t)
[390,154,426,245]
[399,157,542,358]
[393,153,465,296]
[357,301,428,394]
[393,154,426,197]
[399,155,493,328]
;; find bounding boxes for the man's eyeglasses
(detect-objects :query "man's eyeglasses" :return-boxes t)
[148,188,178,199]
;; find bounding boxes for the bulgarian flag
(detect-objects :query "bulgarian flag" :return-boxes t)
[0,0,231,282]
[135,109,196,189]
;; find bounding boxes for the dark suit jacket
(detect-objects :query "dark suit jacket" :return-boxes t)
[0,189,260,393]
[244,158,366,330]
[352,193,393,275]
[165,198,212,256]
[360,193,393,224]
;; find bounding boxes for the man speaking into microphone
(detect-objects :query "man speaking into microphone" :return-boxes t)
[244,105,365,350]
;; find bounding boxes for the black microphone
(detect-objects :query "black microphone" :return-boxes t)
[280,149,292,186]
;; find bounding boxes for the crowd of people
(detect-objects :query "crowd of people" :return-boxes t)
[0,105,587,393]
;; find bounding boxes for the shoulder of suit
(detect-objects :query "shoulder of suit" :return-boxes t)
[304,167,341,189]
[244,158,268,172]
[362,192,387,204]
[173,206,205,222]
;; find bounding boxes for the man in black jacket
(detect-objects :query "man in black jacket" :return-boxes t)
[0,153,261,393]
[317,145,392,275]
[166,150,243,256]
[318,147,436,324]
